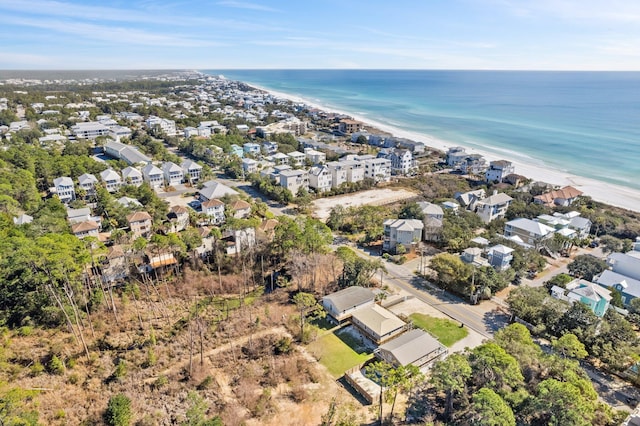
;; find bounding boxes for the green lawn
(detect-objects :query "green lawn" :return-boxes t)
[307,327,373,378]
[409,313,468,347]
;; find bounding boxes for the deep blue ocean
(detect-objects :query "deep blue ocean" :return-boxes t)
[204,70,640,190]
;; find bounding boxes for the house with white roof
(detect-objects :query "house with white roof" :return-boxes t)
[487,244,515,271]
[13,214,33,226]
[326,161,348,187]
[104,140,152,165]
[145,115,177,136]
[181,159,203,184]
[475,192,513,223]
[304,148,326,165]
[287,151,307,167]
[100,168,122,193]
[387,149,416,175]
[551,279,612,317]
[383,218,424,253]
[121,166,143,187]
[242,158,259,175]
[162,162,183,187]
[52,177,75,203]
[71,121,110,139]
[308,165,332,193]
[116,196,143,208]
[78,173,98,197]
[270,152,289,165]
[363,158,391,182]
[485,160,515,183]
[278,169,309,195]
[504,218,555,247]
[142,163,164,188]
[201,199,225,224]
[455,189,486,211]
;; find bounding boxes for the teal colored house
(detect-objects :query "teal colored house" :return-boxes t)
[551,279,612,317]
[230,144,244,158]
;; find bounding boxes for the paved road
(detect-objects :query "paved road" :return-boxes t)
[352,246,508,338]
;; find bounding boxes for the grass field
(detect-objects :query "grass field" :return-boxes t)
[307,327,373,378]
[409,313,468,347]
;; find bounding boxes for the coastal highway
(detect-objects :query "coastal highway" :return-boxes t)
[351,246,508,339]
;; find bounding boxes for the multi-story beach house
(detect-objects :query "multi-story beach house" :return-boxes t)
[100,168,122,193]
[242,158,259,175]
[475,192,513,223]
[278,169,309,195]
[304,148,326,165]
[77,173,98,197]
[287,151,307,167]
[387,149,416,175]
[162,162,184,187]
[182,159,203,184]
[338,118,362,134]
[145,115,177,136]
[127,211,153,239]
[308,165,332,193]
[53,176,75,203]
[201,199,225,224]
[383,218,424,253]
[363,157,391,182]
[121,166,143,187]
[71,121,110,139]
[504,218,555,248]
[485,160,515,183]
[142,163,164,188]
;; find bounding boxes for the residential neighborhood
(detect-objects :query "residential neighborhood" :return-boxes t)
[1,70,639,426]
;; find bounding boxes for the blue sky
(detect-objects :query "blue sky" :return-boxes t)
[1,0,639,70]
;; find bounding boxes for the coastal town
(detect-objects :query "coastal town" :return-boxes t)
[0,70,639,425]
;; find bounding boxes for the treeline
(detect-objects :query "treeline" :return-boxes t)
[507,286,640,373]
[408,323,627,426]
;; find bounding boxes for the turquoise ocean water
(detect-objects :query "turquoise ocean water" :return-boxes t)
[204,70,640,191]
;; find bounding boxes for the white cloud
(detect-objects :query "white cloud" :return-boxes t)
[10,17,225,47]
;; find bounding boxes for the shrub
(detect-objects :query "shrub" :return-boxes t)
[105,393,132,426]
[274,337,293,355]
[154,375,168,389]
[30,361,44,376]
[113,359,127,379]
[48,355,65,375]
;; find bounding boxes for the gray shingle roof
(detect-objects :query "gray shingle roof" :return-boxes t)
[376,329,445,366]
[322,286,375,313]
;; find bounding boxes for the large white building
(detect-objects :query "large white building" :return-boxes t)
[363,158,391,182]
[162,162,184,187]
[308,165,332,193]
[278,169,309,195]
[145,115,177,136]
[71,122,110,139]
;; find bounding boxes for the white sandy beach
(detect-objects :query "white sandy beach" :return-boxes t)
[248,82,640,213]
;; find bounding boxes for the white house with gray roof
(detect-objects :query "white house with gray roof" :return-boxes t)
[383,218,424,253]
[100,168,122,193]
[504,218,555,247]
[142,163,164,188]
[162,162,183,187]
[374,329,447,369]
[351,304,407,344]
[321,286,376,322]
[476,192,513,223]
[121,166,143,187]
[78,173,98,196]
[53,177,75,203]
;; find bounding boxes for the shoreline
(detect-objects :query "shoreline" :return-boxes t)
[239,79,640,213]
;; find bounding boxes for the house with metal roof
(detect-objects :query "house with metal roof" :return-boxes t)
[351,304,407,344]
[551,279,612,317]
[321,286,376,322]
[374,329,447,369]
[596,269,640,307]
[383,218,424,253]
